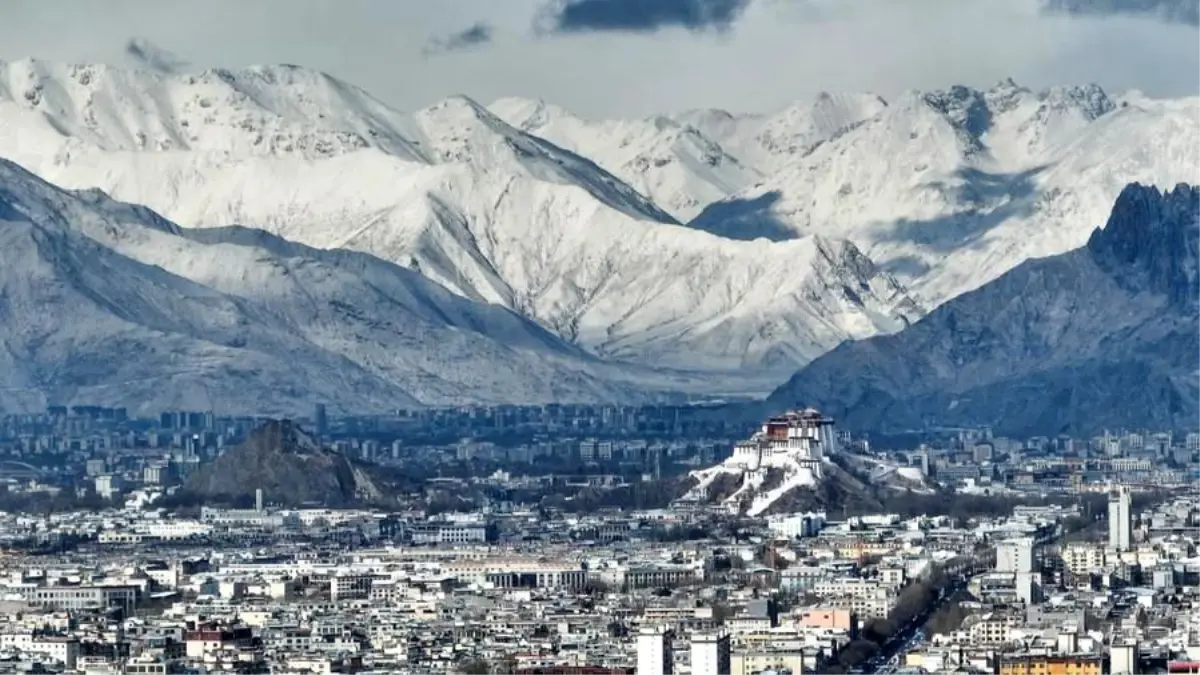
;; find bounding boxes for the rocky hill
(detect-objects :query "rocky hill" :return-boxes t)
[677,451,934,518]
[185,420,382,506]
[765,183,1200,436]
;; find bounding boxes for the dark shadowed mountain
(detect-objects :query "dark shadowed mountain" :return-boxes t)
[185,420,382,506]
[765,182,1200,437]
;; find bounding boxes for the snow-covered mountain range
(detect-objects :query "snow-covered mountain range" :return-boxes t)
[0,56,1194,409]
[0,157,688,415]
[0,58,921,381]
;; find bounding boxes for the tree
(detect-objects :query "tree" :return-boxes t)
[458,658,489,675]
[582,578,611,596]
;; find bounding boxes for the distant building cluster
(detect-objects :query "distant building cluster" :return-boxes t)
[908,428,1198,493]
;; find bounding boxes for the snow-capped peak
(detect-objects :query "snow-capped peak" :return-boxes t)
[1041,83,1115,121]
[489,96,579,134]
[0,57,430,161]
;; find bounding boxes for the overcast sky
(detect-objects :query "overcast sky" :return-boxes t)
[0,0,1196,118]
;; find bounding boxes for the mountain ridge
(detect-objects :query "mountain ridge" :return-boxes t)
[0,156,691,414]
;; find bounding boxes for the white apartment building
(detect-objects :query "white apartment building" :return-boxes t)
[1061,544,1107,575]
[996,537,1035,574]
[0,634,79,669]
[691,631,731,675]
[637,626,673,675]
[137,520,213,540]
[444,558,587,590]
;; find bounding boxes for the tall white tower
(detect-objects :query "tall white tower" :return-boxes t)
[1108,486,1132,551]
[637,626,673,675]
[691,632,731,675]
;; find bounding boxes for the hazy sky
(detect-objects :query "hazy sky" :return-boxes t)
[0,0,1196,118]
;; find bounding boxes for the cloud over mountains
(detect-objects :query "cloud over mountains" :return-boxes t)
[539,0,752,34]
[124,37,190,73]
[1041,0,1200,26]
[423,22,495,55]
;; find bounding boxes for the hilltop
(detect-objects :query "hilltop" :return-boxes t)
[184,420,382,507]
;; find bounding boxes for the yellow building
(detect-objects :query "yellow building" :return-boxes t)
[999,655,1105,675]
[731,650,810,675]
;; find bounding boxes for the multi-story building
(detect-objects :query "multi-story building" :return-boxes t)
[732,651,814,675]
[997,538,1035,574]
[795,608,856,632]
[330,573,374,601]
[636,626,673,675]
[690,631,730,675]
[1109,487,1133,551]
[446,558,587,590]
[21,585,138,613]
[408,522,494,545]
[1060,545,1106,576]
[998,654,1105,675]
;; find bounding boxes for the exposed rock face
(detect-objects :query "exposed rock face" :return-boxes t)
[1087,182,1200,308]
[185,420,381,506]
[766,183,1200,437]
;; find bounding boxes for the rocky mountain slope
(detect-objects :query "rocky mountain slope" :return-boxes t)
[0,157,679,414]
[184,420,380,506]
[0,58,921,380]
[765,183,1200,437]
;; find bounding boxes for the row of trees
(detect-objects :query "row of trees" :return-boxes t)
[824,564,958,673]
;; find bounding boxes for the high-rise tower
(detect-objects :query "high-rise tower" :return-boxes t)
[1108,485,1132,551]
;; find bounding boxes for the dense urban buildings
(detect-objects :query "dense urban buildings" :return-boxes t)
[0,406,1189,673]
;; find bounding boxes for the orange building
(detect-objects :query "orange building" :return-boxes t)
[999,655,1105,675]
[796,608,856,631]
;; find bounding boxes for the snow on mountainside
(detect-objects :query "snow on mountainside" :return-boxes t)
[0,157,675,414]
[490,97,761,220]
[5,60,1183,391]
[689,81,1200,307]
[674,92,889,175]
[0,59,920,381]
